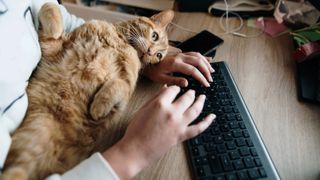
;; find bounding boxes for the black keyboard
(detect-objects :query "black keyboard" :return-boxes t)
[181,62,280,180]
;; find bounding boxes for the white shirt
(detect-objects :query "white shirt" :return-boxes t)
[0,0,119,179]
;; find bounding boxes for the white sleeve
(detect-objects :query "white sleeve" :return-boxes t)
[46,153,119,180]
[31,0,85,32]
[58,4,85,32]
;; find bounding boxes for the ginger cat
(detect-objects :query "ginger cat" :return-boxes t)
[1,3,173,180]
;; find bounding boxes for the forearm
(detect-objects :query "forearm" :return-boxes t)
[102,139,148,180]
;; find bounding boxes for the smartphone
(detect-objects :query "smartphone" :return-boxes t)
[176,30,224,57]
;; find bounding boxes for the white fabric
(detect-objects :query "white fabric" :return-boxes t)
[0,0,119,179]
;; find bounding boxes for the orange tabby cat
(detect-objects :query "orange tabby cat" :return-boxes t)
[1,3,173,180]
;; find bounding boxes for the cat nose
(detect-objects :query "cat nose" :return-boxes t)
[147,48,151,55]
[147,47,154,56]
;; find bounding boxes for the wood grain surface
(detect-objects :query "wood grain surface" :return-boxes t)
[64,6,320,179]
[133,12,320,180]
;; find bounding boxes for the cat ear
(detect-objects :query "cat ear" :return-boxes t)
[151,10,174,28]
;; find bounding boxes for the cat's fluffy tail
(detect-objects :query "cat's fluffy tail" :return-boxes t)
[38,2,64,39]
[0,167,28,180]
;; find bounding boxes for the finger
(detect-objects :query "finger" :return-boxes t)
[183,114,215,140]
[156,85,181,104]
[204,57,215,73]
[184,95,206,123]
[181,55,213,82]
[141,85,167,108]
[173,63,210,87]
[157,74,188,87]
[173,90,196,113]
[184,52,214,73]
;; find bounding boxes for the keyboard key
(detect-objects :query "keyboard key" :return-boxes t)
[246,139,254,147]
[229,150,240,160]
[223,107,233,113]
[226,173,237,180]
[236,114,242,121]
[259,168,267,177]
[239,122,246,129]
[237,171,249,180]
[229,122,239,129]
[214,175,225,180]
[209,154,223,173]
[255,158,262,167]
[197,167,206,177]
[243,157,256,168]
[190,137,202,146]
[205,143,216,152]
[248,169,260,179]
[243,130,250,138]
[233,159,245,170]
[220,124,229,132]
[214,136,224,144]
[250,148,258,156]
[192,147,200,156]
[211,126,220,135]
[232,130,243,138]
[235,139,246,147]
[221,155,234,171]
[226,141,237,150]
[239,148,251,156]
[216,144,227,154]
[223,133,233,141]
[226,114,236,121]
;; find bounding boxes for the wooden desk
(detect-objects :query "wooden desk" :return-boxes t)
[130,13,320,180]
[65,6,320,179]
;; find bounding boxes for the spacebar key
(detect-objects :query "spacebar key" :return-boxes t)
[208,154,223,173]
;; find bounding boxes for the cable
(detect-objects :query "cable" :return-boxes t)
[169,22,198,34]
[210,0,264,38]
[168,0,265,38]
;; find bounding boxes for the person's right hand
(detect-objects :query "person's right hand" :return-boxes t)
[103,86,215,180]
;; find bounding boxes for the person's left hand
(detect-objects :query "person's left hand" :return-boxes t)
[143,52,214,87]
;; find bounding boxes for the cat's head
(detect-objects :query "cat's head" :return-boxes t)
[125,10,174,65]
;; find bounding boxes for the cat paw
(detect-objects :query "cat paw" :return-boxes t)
[90,102,113,121]
[1,167,28,180]
[38,2,63,39]
[90,100,127,121]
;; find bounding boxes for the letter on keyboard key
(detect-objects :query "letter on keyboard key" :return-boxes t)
[233,159,245,170]
[221,155,234,171]
[243,157,255,168]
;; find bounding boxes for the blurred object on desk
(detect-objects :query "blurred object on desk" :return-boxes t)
[274,0,320,29]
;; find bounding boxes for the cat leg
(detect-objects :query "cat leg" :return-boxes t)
[38,2,63,39]
[2,114,56,180]
[0,167,27,180]
[90,79,131,121]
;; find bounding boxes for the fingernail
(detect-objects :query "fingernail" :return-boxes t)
[206,82,210,87]
[210,67,215,73]
[209,76,213,82]
[199,94,206,99]
[189,89,195,95]
[209,114,216,121]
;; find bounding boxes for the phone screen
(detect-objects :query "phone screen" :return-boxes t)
[177,30,224,56]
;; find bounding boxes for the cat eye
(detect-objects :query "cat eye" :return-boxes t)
[152,31,159,41]
[156,53,162,59]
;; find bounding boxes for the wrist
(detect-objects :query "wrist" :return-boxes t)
[102,138,148,180]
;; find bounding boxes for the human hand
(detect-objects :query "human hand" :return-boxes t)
[103,86,215,179]
[143,52,215,87]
